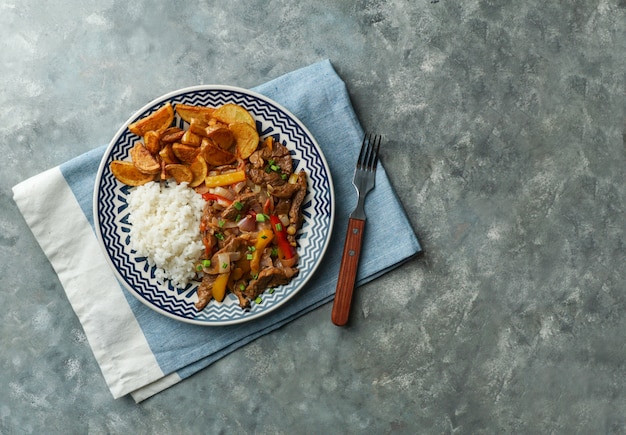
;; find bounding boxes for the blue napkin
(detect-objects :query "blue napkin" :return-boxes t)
[12,60,421,402]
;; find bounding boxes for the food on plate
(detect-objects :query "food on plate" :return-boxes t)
[175,103,215,124]
[181,129,202,147]
[230,122,260,159]
[109,160,156,186]
[110,101,261,187]
[172,142,200,164]
[204,125,235,150]
[200,139,236,166]
[160,127,185,144]
[195,140,306,310]
[165,163,193,184]
[144,130,162,154]
[126,182,205,287]
[212,103,255,127]
[128,102,174,136]
[158,143,178,165]
[189,155,208,187]
[110,102,307,311]
[130,142,160,174]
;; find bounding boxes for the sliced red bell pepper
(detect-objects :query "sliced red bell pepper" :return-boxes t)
[263,197,274,215]
[201,192,233,205]
[269,215,295,259]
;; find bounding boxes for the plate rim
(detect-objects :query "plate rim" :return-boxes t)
[93,84,335,326]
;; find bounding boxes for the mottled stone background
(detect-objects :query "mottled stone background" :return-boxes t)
[2,1,626,433]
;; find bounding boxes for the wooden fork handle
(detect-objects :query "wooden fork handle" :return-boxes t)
[331,218,366,326]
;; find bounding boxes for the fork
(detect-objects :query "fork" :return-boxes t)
[331,134,381,326]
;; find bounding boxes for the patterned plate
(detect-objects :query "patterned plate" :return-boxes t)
[93,86,334,325]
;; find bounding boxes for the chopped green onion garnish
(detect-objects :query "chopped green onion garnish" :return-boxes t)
[239,283,246,291]
[270,164,280,172]
[254,296,263,304]
[235,214,241,222]
[215,232,224,240]
[269,288,275,294]
[248,246,256,252]
[222,262,228,269]
[271,247,278,257]
[218,219,225,228]
[261,234,268,239]
[275,223,282,231]
[256,213,267,222]
[196,264,203,271]
[246,253,253,260]
[281,173,288,180]
[202,259,212,267]
[233,201,243,211]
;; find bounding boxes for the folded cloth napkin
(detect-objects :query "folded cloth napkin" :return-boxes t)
[12,59,421,402]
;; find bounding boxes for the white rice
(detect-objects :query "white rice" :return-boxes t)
[127,181,205,287]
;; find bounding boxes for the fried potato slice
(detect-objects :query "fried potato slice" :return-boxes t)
[143,130,162,155]
[200,139,236,166]
[188,119,210,137]
[172,143,200,164]
[165,164,193,184]
[161,127,185,143]
[189,155,208,187]
[181,129,202,147]
[230,122,260,159]
[130,142,160,174]
[175,104,216,124]
[212,103,255,128]
[159,143,179,164]
[205,125,235,150]
[110,160,156,186]
[128,102,174,136]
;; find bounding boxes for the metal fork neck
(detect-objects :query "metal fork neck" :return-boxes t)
[350,194,367,220]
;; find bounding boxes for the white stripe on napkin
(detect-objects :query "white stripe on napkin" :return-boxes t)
[12,167,168,398]
[130,373,181,402]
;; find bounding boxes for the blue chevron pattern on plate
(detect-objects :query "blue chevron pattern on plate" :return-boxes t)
[93,86,335,326]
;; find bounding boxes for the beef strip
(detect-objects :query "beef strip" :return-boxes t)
[231,280,251,309]
[220,192,260,221]
[244,266,298,300]
[272,142,293,174]
[247,167,284,186]
[195,273,217,310]
[288,170,307,229]
[270,181,300,198]
[246,142,293,186]
[273,198,292,216]
[248,147,270,168]
[200,201,219,254]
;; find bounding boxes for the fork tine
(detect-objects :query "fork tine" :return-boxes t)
[357,134,381,170]
[368,134,381,171]
[356,134,369,169]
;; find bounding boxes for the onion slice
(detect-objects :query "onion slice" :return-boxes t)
[217,252,231,273]
[237,214,257,232]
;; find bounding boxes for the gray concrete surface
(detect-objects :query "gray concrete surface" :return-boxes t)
[2,1,626,433]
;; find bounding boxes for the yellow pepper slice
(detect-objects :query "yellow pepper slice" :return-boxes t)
[204,170,246,188]
[249,229,274,275]
[212,272,230,302]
